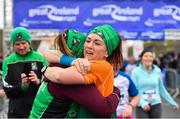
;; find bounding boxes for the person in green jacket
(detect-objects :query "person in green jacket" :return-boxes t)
[2,27,48,118]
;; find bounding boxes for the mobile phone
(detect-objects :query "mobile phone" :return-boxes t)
[24,62,31,77]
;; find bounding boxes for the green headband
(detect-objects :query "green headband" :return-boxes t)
[10,27,31,45]
[67,30,86,58]
[90,24,120,56]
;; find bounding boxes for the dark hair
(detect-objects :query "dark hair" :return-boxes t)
[107,34,123,73]
[139,49,153,58]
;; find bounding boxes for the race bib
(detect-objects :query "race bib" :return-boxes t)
[142,90,157,103]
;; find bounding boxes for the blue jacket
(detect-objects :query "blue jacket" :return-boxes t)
[131,63,178,109]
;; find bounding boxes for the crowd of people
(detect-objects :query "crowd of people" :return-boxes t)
[0,25,179,118]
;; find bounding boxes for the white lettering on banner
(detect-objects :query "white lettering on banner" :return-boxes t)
[141,31,164,39]
[121,31,138,39]
[92,5,143,22]
[145,18,176,26]
[29,5,79,22]
[154,5,180,21]
[83,18,115,26]
[20,19,52,27]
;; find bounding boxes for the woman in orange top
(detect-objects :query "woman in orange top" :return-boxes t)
[44,24,123,97]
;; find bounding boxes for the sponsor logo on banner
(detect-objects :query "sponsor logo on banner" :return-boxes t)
[145,5,180,26]
[140,31,164,39]
[154,5,180,20]
[20,5,79,27]
[121,31,139,40]
[84,4,143,26]
[29,5,79,21]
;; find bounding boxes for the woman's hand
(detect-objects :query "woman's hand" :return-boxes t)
[21,73,30,87]
[71,58,90,75]
[28,71,40,85]
[173,104,179,110]
[143,104,151,112]
[122,104,133,118]
[44,66,84,84]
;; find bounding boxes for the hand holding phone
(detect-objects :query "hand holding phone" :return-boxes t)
[24,62,31,77]
[21,73,30,87]
[28,71,40,85]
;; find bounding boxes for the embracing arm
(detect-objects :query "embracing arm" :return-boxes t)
[44,60,112,86]
[41,50,89,74]
[40,50,63,63]
[44,66,84,84]
[49,84,120,117]
[40,50,75,65]
[41,50,86,84]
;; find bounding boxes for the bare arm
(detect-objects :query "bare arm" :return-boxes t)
[40,50,62,63]
[129,95,140,108]
[122,95,140,118]
[44,66,84,84]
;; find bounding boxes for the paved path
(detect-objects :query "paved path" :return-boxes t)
[0,96,180,118]
[133,95,180,118]
[162,95,180,118]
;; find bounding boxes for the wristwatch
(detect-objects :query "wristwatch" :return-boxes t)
[41,66,48,75]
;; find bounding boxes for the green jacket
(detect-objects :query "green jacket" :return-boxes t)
[2,50,48,118]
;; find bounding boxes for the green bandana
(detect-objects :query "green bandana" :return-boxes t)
[90,24,120,56]
[10,27,31,45]
[67,30,86,58]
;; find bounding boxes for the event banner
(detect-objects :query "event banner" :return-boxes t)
[13,0,180,40]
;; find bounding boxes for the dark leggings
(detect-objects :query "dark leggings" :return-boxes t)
[135,103,162,118]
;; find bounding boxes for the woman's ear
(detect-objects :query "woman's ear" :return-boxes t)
[104,51,108,58]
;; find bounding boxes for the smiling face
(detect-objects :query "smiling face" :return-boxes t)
[13,40,30,56]
[83,33,108,61]
[141,52,154,68]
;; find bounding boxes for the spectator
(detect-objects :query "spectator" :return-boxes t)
[2,27,48,118]
[131,49,179,118]
[114,70,139,119]
[125,56,137,75]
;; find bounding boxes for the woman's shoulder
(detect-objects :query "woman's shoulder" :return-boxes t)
[153,64,161,72]
[90,60,113,72]
[90,60,112,67]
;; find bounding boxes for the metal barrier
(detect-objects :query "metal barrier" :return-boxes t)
[164,68,179,98]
